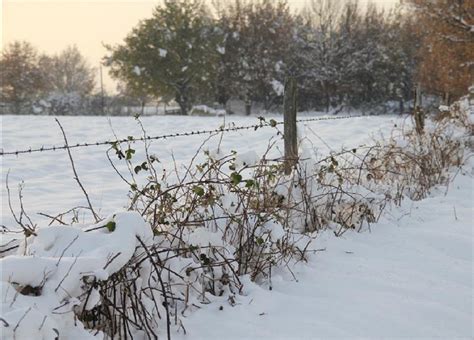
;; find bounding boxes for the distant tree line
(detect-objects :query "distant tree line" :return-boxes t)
[105,0,421,115]
[0,43,100,115]
[0,42,148,115]
[1,0,472,115]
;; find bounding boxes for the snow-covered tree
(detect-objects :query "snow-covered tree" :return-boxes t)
[36,46,96,115]
[213,0,294,114]
[295,0,346,111]
[105,0,220,115]
[213,0,245,111]
[239,0,294,112]
[41,45,96,96]
[0,41,45,114]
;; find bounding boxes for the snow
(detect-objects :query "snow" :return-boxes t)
[172,166,473,339]
[234,150,259,168]
[271,79,284,96]
[32,104,43,114]
[159,48,167,57]
[1,112,472,339]
[1,211,153,339]
[190,105,226,116]
[274,60,283,72]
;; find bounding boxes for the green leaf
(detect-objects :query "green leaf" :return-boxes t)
[269,119,277,127]
[116,150,125,160]
[105,221,116,232]
[134,165,142,174]
[192,186,205,197]
[125,148,135,160]
[200,253,210,265]
[256,237,264,245]
[245,179,255,188]
[230,172,242,185]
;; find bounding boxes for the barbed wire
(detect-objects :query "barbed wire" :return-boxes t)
[0,115,362,157]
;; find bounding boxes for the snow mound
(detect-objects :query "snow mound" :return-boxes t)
[0,212,153,339]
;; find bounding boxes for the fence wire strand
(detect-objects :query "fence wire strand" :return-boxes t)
[1,115,362,157]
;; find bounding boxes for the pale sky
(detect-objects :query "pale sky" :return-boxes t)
[1,0,400,91]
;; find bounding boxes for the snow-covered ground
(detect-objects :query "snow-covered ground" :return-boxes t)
[1,113,472,339]
[172,164,473,339]
[1,113,407,227]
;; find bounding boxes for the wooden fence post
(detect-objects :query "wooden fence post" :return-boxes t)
[284,77,298,175]
[414,84,424,135]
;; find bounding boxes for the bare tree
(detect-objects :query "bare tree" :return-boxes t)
[42,45,96,96]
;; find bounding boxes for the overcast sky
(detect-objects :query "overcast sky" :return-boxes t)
[1,0,400,91]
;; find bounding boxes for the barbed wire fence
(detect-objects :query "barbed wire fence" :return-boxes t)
[0,114,363,157]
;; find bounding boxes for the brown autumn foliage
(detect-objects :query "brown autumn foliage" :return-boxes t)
[408,0,474,102]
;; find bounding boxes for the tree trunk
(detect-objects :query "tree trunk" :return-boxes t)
[225,100,233,115]
[443,92,450,106]
[177,101,187,115]
[325,91,330,113]
[399,98,404,115]
[245,97,252,116]
[176,91,189,115]
[415,84,422,108]
[13,101,22,115]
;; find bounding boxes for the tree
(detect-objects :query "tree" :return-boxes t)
[0,41,45,114]
[380,8,419,113]
[105,0,220,115]
[213,0,294,114]
[409,0,473,43]
[36,46,96,115]
[407,0,474,102]
[42,45,96,96]
[239,0,294,112]
[213,0,246,112]
[299,0,345,111]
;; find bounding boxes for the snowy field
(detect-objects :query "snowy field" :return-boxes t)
[1,113,472,339]
[1,113,407,227]
[173,169,473,339]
